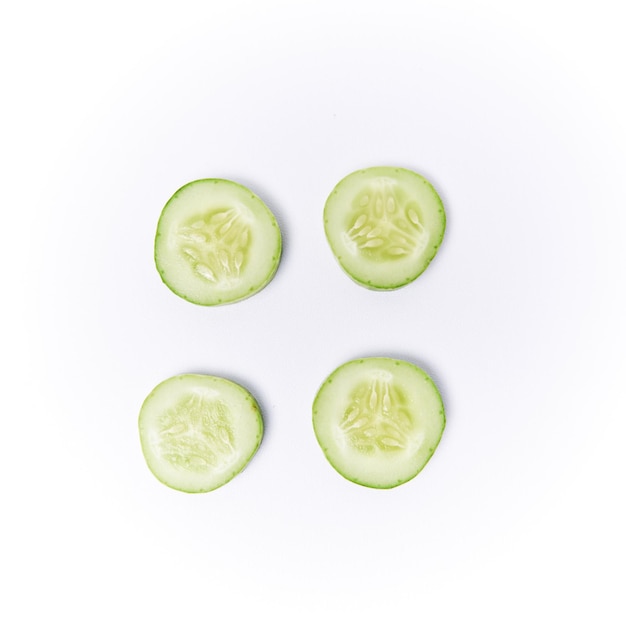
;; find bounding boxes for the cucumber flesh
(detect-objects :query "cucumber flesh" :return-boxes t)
[324,167,445,290]
[312,357,445,489]
[155,179,282,305]
[138,374,263,493]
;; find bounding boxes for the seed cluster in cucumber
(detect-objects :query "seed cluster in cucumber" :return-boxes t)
[312,357,445,489]
[324,166,445,289]
[154,179,282,306]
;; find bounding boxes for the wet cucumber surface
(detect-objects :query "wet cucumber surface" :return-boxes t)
[313,357,445,489]
[324,166,446,289]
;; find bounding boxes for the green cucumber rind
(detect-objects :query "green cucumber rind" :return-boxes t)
[323,166,446,290]
[312,357,446,489]
[154,178,282,306]
[138,374,264,494]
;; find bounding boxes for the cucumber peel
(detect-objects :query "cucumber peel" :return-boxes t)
[155,179,282,305]
[313,357,445,489]
[324,166,445,289]
[138,374,264,493]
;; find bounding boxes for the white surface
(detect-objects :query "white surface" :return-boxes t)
[2,1,625,624]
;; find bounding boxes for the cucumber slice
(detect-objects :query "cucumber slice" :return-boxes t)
[155,179,282,305]
[323,167,445,289]
[138,374,263,493]
[312,357,445,489]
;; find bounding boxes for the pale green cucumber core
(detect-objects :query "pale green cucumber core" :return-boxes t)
[155,179,282,305]
[324,167,445,289]
[178,208,252,284]
[158,394,235,472]
[313,357,445,489]
[139,374,263,493]
[346,182,428,263]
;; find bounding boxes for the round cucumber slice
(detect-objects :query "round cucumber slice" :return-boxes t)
[324,166,445,289]
[312,357,445,489]
[155,179,282,305]
[138,374,264,493]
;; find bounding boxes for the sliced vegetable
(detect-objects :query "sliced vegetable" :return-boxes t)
[324,166,445,289]
[155,179,282,305]
[139,374,263,493]
[313,357,445,489]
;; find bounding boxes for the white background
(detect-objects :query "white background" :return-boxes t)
[2,1,625,624]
